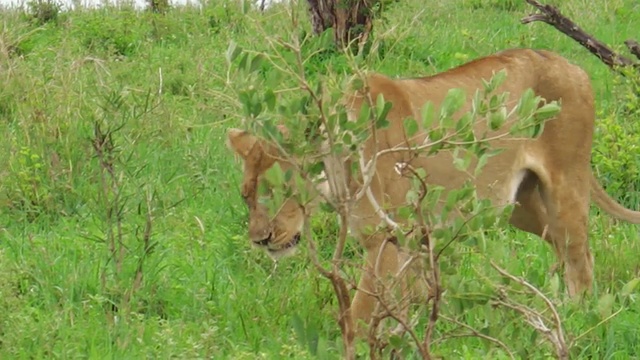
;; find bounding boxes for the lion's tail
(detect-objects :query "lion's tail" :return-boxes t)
[591,173,640,224]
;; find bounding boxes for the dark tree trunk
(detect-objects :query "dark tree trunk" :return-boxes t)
[306,0,376,49]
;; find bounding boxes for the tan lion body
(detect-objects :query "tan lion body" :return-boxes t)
[227,49,640,333]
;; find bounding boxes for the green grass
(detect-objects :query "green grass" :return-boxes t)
[1,0,639,358]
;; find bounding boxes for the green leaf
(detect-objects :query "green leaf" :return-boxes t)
[455,112,473,133]
[428,128,444,142]
[484,69,507,93]
[440,88,466,119]
[421,101,436,129]
[351,77,364,91]
[535,101,561,121]
[264,89,276,111]
[620,278,640,297]
[403,117,419,137]
[376,93,386,118]
[475,153,489,176]
[531,122,545,138]
[308,161,325,177]
[375,94,393,127]
[488,107,507,130]
[597,293,615,318]
[357,102,371,126]
[376,117,390,129]
[453,150,472,172]
[284,169,293,182]
[249,54,265,73]
[476,99,488,116]
[489,94,501,111]
[515,88,537,118]
[225,41,243,63]
[388,334,404,349]
[238,52,249,72]
[294,173,310,203]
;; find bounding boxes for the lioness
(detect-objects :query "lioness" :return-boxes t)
[227,49,640,331]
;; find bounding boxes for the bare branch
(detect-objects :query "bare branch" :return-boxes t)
[364,183,401,230]
[490,261,568,360]
[302,211,356,359]
[521,0,638,72]
[625,40,640,61]
[438,314,516,360]
[360,266,429,359]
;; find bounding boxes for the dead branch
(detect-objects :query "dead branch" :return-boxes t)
[625,40,640,61]
[521,0,639,72]
[303,210,356,360]
[437,314,516,360]
[490,261,568,360]
[365,282,428,359]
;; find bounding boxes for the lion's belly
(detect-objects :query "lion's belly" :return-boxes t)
[385,149,525,211]
[346,143,531,240]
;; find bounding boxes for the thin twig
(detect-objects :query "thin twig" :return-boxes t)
[490,261,568,359]
[438,314,516,360]
[490,261,564,337]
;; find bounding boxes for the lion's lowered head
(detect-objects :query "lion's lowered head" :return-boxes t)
[227,128,304,259]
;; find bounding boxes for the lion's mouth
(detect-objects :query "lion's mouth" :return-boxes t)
[267,232,301,254]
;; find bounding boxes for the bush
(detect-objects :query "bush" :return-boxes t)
[73,11,147,57]
[464,0,525,11]
[26,0,61,25]
[591,75,640,208]
[147,0,170,14]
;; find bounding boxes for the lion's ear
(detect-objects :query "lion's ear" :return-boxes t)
[227,128,258,159]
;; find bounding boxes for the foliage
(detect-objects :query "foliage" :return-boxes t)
[464,0,525,11]
[72,11,147,57]
[591,72,640,208]
[26,0,61,25]
[147,0,170,14]
[225,9,571,355]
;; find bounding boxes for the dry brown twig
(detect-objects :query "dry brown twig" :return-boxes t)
[490,261,569,360]
[364,276,425,359]
[436,314,516,359]
[521,0,640,72]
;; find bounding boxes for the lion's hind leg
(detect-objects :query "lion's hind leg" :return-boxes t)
[539,174,594,297]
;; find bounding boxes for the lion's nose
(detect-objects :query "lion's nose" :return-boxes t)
[253,232,272,247]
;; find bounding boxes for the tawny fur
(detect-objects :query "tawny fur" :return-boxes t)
[227,49,640,334]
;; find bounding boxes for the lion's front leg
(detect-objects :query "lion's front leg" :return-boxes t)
[351,235,401,337]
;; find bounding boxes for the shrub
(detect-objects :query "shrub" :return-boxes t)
[591,74,640,208]
[26,0,61,25]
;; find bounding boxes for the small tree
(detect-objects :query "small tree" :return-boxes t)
[222,12,582,356]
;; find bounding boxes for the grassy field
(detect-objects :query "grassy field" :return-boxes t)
[1,0,639,358]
